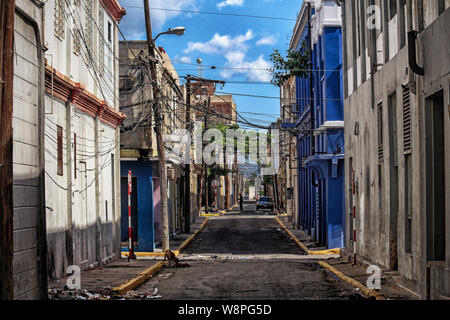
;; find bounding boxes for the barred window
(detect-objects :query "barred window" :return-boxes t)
[85,0,94,67]
[99,7,105,76]
[54,0,65,40]
[72,0,81,55]
[402,85,411,154]
[377,102,384,162]
[73,29,81,56]
[57,126,64,176]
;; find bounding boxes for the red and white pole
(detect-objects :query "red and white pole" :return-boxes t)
[128,170,135,261]
[352,168,357,266]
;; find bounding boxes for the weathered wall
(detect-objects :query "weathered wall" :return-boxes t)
[343,1,450,298]
[12,0,45,300]
[43,1,123,280]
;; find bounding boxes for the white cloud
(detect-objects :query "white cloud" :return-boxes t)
[182,30,271,82]
[256,35,278,46]
[120,0,198,39]
[184,30,254,54]
[221,51,271,82]
[217,0,244,9]
[178,56,192,63]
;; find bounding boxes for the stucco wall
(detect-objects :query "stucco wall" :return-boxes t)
[12,1,44,300]
[343,2,450,298]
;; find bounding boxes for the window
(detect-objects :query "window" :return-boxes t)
[388,93,398,167]
[54,0,65,40]
[72,0,81,55]
[404,153,412,253]
[438,0,445,15]
[389,0,397,20]
[85,0,94,67]
[377,102,384,162]
[73,29,81,56]
[57,126,63,176]
[108,22,112,42]
[425,90,445,261]
[402,85,411,153]
[74,133,77,179]
[99,7,105,76]
[398,0,406,48]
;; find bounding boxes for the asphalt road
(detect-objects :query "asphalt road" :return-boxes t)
[136,202,359,300]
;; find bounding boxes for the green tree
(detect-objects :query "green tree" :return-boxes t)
[269,40,310,87]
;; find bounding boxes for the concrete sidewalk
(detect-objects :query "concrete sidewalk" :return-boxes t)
[277,215,419,300]
[48,216,209,300]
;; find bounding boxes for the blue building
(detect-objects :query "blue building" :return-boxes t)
[120,160,156,252]
[284,0,345,248]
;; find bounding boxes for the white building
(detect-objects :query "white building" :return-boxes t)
[43,0,126,279]
[341,0,450,298]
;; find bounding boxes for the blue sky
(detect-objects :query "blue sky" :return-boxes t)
[119,0,304,129]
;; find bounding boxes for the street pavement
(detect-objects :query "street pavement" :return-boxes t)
[134,201,360,300]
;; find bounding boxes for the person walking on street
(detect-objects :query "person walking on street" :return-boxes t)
[239,193,243,211]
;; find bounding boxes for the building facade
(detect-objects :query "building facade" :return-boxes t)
[43,0,126,279]
[119,41,187,251]
[284,0,345,248]
[7,0,47,300]
[280,77,299,226]
[341,0,450,298]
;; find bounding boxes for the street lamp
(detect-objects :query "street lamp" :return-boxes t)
[154,27,186,41]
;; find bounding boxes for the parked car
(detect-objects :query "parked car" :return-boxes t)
[256,197,274,211]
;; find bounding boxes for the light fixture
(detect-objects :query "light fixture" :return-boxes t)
[154,27,186,41]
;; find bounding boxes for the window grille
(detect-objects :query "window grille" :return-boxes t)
[54,0,65,40]
[402,85,412,154]
[73,28,81,56]
[72,0,81,55]
[377,102,384,162]
[99,7,105,76]
[74,133,77,179]
[57,126,64,176]
[85,0,94,68]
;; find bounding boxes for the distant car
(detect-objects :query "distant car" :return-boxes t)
[256,197,274,211]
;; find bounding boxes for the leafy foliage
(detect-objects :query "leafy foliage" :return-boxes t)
[269,40,310,87]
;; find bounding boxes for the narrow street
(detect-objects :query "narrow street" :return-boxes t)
[134,202,359,300]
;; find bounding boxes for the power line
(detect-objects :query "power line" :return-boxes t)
[122,6,296,21]
[214,91,344,102]
[171,59,341,73]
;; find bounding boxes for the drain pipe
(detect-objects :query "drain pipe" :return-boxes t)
[407,0,424,77]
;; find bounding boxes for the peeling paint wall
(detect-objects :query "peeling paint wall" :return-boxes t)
[12,0,45,300]
[343,1,450,298]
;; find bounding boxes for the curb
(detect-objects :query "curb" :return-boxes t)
[112,262,165,295]
[121,252,164,257]
[274,216,383,300]
[318,261,384,300]
[113,218,210,295]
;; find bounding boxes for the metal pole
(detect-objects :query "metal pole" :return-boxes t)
[143,0,170,251]
[184,76,192,233]
[128,171,135,261]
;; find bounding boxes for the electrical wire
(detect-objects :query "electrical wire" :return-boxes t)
[122,5,297,21]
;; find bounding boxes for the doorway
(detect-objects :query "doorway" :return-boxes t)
[388,92,399,270]
[425,90,446,261]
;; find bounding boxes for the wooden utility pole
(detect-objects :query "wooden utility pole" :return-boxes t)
[197,97,210,215]
[204,97,210,214]
[143,0,169,251]
[0,0,15,300]
[184,76,192,233]
[182,75,224,221]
